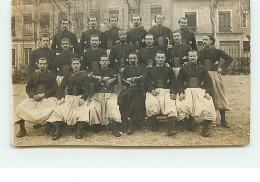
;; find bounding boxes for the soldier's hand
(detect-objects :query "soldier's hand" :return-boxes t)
[167,44,173,49]
[119,68,125,73]
[179,93,185,101]
[204,93,211,100]
[57,98,65,106]
[37,93,45,98]
[103,77,110,81]
[165,63,170,67]
[95,76,102,82]
[217,68,222,73]
[33,95,41,102]
[78,99,85,107]
[170,93,176,100]
[151,89,159,96]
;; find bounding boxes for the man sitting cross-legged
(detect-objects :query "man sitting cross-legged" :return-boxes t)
[176,50,216,137]
[14,58,58,138]
[89,55,122,137]
[48,58,91,140]
[145,50,178,136]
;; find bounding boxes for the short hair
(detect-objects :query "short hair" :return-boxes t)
[90,34,99,39]
[88,17,97,22]
[145,34,154,39]
[60,19,71,25]
[172,30,181,34]
[61,38,70,43]
[39,35,50,41]
[119,29,127,33]
[38,57,47,63]
[131,15,142,21]
[204,34,215,45]
[100,54,109,59]
[71,57,81,63]
[109,16,118,22]
[155,14,165,20]
[155,50,166,56]
[188,50,198,55]
[129,52,138,57]
[178,17,188,24]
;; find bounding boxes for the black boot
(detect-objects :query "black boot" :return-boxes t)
[52,121,62,140]
[111,121,121,137]
[202,120,211,137]
[150,116,159,132]
[167,117,178,136]
[186,117,196,132]
[16,120,26,138]
[76,121,85,139]
[220,110,230,128]
[44,122,54,135]
[127,118,133,135]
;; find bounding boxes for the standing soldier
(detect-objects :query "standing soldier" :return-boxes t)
[79,17,105,54]
[89,55,122,137]
[177,50,216,137]
[104,16,120,50]
[51,19,80,55]
[127,15,147,51]
[198,35,233,128]
[118,53,147,134]
[29,36,56,75]
[81,34,107,72]
[145,50,178,136]
[14,58,58,138]
[169,30,192,76]
[178,17,198,51]
[148,14,173,49]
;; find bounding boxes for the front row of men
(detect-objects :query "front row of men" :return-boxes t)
[14,50,218,140]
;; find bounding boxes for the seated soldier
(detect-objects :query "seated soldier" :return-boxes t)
[176,50,216,137]
[118,52,147,135]
[14,58,58,138]
[89,55,122,137]
[145,50,178,136]
[48,58,90,140]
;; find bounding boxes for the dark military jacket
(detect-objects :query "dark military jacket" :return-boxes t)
[26,70,57,98]
[29,47,56,74]
[148,25,173,47]
[109,42,136,72]
[79,29,105,54]
[104,27,120,50]
[81,48,107,72]
[127,26,147,50]
[51,30,80,55]
[179,28,198,51]
[54,50,79,76]
[146,66,177,94]
[198,47,233,71]
[177,63,213,95]
[169,43,191,67]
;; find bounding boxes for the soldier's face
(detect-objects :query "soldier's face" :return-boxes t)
[61,21,69,31]
[129,54,138,66]
[61,40,70,51]
[71,60,81,72]
[173,32,182,43]
[145,35,154,47]
[40,37,50,48]
[38,59,48,72]
[133,16,141,27]
[89,18,97,28]
[179,19,188,29]
[110,18,118,27]
[119,30,127,41]
[90,37,100,47]
[155,15,165,26]
[203,36,213,48]
[155,53,165,66]
[188,52,198,64]
[100,57,110,68]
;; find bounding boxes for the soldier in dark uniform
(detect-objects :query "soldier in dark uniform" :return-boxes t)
[29,36,56,75]
[178,17,198,51]
[104,16,120,50]
[81,34,107,72]
[169,30,192,76]
[79,17,105,54]
[137,34,167,68]
[54,38,80,86]
[198,35,233,128]
[51,19,80,55]
[118,52,147,134]
[148,14,173,49]
[127,15,147,51]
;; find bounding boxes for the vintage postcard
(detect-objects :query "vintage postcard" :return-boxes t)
[11,0,250,147]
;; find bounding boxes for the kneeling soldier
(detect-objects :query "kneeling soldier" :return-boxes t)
[176,50,216,137]
[145,50,178,136]
[89,55,122,137]
[14,58,58,138]
[48,58,90,140]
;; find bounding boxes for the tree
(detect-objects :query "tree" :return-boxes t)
[209,0,220,46]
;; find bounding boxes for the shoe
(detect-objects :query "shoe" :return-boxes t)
[220,119,230,128]
[202,120,211,137]
[16,120,26,138]
[167,117,178,136]
[52,121,62,140]
[111,121,121,137]
[126,118,133,135]
[76,121,84,139]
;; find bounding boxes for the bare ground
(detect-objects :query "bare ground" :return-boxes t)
[11,75,250,147]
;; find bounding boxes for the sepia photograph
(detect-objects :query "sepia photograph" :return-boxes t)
[11,0,250,147]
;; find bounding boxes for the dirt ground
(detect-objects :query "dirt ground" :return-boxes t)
[11,75,250,147]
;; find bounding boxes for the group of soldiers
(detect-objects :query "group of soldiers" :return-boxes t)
[14,14,233,141]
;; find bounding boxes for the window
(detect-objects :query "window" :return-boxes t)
[185,12,197,32]
[150,6,162,27]
[219,41,240,58]
[219,11,231,32]
[12,49,16,67]
[24,48,32,66]
[109,9,119,17]
[73,11,84,36]
[242,13,247,28]
[243,41,250,51]
[40,13,50,34]
[128,8,137,27]
[11,16,15,36]
[23,14,33,35]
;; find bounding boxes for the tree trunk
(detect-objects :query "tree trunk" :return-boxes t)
[210,0,219,47]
